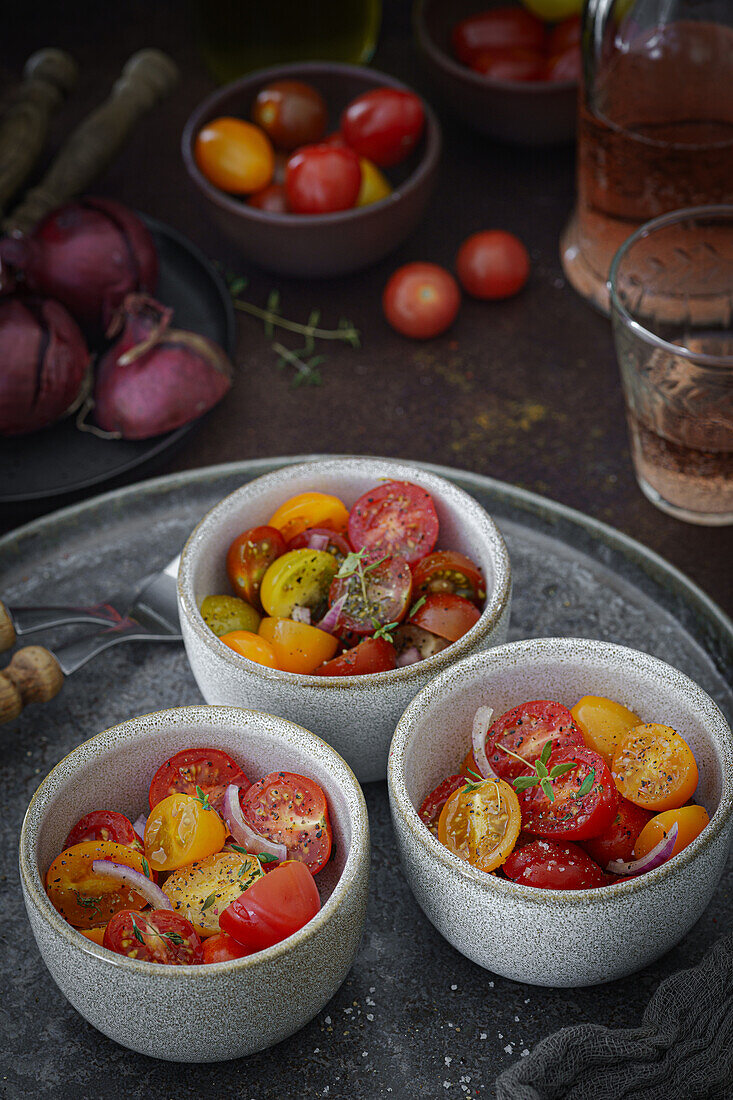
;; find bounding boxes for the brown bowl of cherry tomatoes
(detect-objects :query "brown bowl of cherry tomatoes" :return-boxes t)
[414,0,581,146]
[181,62,441,278]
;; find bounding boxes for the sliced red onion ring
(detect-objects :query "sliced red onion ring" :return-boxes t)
[133,813,147,841]
[396,646,421,668]
[291,605,312,625]
[92,859,172,909]
[317,594,347,635]
[471,706,499,780]
[221,783,287,861]
[606,822,679,876]
[307,533,330,551]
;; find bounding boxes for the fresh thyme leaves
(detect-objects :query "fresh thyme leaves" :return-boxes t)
[73,891,102,920]
[335,548,391,628]
[573,769,595,799]
[257,852,279,864]
[130,913,185,948]
[465,767,484,782]
[462,780,484,794]
[141,856,151,879]
[200,893,217,912]
[130,915,145,944]
[163,930,185,946]
[498,739,576,804]
[195,785,213,811]
[409,595,427,617]
[372,618,399,643]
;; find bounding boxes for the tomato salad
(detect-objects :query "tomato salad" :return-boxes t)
[201,481,488,676]
[420,694,710,888]
[45,747,332,965]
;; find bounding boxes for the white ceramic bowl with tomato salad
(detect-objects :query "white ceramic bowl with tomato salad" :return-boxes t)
[388,637,733,986]
[177,457,512,784]
[19,706,369,1062]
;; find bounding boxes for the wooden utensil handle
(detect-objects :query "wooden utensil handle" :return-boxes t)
[0,646,63,724]
[0,601,16,652]
[3,48,179,235]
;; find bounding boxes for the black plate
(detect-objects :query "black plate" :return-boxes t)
[0,217,236,505]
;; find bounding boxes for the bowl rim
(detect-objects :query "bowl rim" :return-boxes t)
[177,456,512,688]
[388,636,733,905]
[413,0,578,94]
[181,60,443,227]
[19,704,369,976]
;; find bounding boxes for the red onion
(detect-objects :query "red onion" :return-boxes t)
[471,706,499,780]
[291,605,312,625]
[92,859,172,909]
[606,822,679,877]
[307,533,330,551]
[0,197,158,333]
[0,295,90,435]
[133,814,147,841]
[317,594,347,635]
[91,294,232,439]
[396,646,421,667]
[221,783,287,861]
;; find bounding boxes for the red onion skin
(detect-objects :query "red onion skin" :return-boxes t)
[0,295,89,435]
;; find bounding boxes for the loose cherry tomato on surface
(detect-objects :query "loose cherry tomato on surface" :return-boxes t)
[547,14,581,55]
[452,7,545,66]
[103,909,203,965]
[247,182,290,213]
[268,491,350,541]
[383,262,461,339]
[45,840,153,929]
[286,526,351,563]
[521,745,619,841]
[164,849,264,937]
[410,592,480,642]
[634,805,710,860]
[419,775,469,835]
[438,778,522,872]
[285,143,361,214]
[65,810,142,852]
[412,550,486,605]
[258,617,338,674]
[471,48,545,81]
[260,549,339,620]
[581,798,653,866]
[503,839,607,890]
[570,695,641,766]
[226,524,286,609]
[521,0,583,21]
[546,45,582,82]
[612,724,699,811]
[144,792,227,873]
[456,230,530,300]
[241,772,332,873]
[357,157,392,206]
[219,629,279,667]
[195,117,274,195]
[329,553,413,635]
[348,480,439,565]
[201,594,261,637]
[252,80,327,151]
[484,700,584,783]
[148,747,249,814]
[202,931,254,963]
[220,859,321,952]
[341,89,425,168]
[314,635,397,676]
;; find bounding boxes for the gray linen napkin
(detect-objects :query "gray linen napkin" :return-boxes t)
[495,934,733,1100]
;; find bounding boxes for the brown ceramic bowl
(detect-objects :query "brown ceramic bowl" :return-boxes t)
[414,0,578,146]
[181,62,441,278]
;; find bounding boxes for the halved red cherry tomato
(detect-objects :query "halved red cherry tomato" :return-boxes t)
[412,550,486,605]
[456,231,530,300]
[452,7,545,66]
[286,526,352,563]
[521,745,618,841]
[148,747,249,813]
[226,525,286,609]
[285,143,361,214]
[315,635,397,676]
[471,48,545,81]
[410,592,480,642]
[484,700,584,783]
[248,182,290,213]
[341,88,425,168]
[503,840,607,890]
[419,775,468,835]
[202,931,253,963]
[581,798,653,866]
[612,724,698,812]
[65,810,142,852]
[348,481,439,565]
[329,553,412,635]
[383,263,461,340]
[241,771,332,873]
[220,859,320,952]
[252,80,327,151]
[103,909,203,965]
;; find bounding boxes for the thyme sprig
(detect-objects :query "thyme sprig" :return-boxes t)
[495,740,575,803]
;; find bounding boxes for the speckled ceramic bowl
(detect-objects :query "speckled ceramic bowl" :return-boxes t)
[178,457,512,784]
[388,638,733,986]
[20,706,370,1061]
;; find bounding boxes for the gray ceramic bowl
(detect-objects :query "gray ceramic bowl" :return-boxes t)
[178,457,512,784]
[388,637,733,986]
[414,0,578,146]
[181,62,441,278]
[20,705,370,1061]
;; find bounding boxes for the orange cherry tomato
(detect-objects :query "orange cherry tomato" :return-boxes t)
[612,724,699,811]
[45,840,154,929]
[634,804,710,859]
[79,925,107,944]
[258,617,338,673]
[571,695,642,765]
[144,792,227,873]
[267,491,349,540]
[438,778,521,872]
[194,117,274,194]
[219,629,279,668]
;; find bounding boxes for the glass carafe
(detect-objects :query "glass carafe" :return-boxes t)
[560,0,733,314]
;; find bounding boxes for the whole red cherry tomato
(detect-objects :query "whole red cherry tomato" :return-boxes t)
[503,840,607,890]
[545,46,582,82]
[202,932,253,963]
[547,15,581,55]
[341,88,425,168]
[383,262,461,339]
[452,7,546,66]
[456,230,530,300]
[219,860,321,952]
[285,143,361,214]
[252,80,327,151]
[248,182,290,213]
[471,48,545,81]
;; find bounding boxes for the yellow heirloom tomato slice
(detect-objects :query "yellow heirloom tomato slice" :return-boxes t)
[634,805,709,860]
[164,849,264,937]
[571,695,641,765]
[45,840,153,929]
[259,549,338,619]
[267,491,349,541]
[144,792,227,873]
[612,723,699,812]
[438,778,521,872]
[258,617,338,673]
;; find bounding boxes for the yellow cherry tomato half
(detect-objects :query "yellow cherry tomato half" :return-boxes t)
[144,792,227,873]
[438,778,521,872]
[267,491,349,541]
[520,0,583,19]
[45,840,153,929]
[79,926,107,944]
[357,158,392,207]
[258,616,338,673]
[164,849,264,937]
[571,695,642,765]
[194,117,274,194]
[219,629,279,667]
[634,804,710,860]
[259,549,338,619]
[612,723,699,812]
